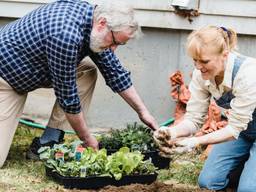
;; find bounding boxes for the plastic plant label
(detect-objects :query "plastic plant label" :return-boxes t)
[75,146,85,161]
[80,167,87,177]
[55,152,64,161]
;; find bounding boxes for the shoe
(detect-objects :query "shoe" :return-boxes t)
[26,137,61,160]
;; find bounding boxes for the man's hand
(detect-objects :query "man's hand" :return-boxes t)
[65,112,99,150]
[82,134,99,150]
[139,111,159,130]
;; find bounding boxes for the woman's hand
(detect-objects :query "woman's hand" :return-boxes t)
[172,137,199,153]
[153,126,177,145]
[157,136,199,157]
[153,126,180,158]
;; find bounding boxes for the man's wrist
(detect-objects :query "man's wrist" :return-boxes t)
[79,130,92,141]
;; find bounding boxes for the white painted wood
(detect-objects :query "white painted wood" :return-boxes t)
[0,0,174,11]
[0,0,256,34]
[0,1,45,18]
[135,9,256,35]
[86,0,174,11]
[200,0,256,17]
[0,0,174,18]
[1,0,52,3]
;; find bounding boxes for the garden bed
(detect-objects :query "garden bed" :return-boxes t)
[0,124,210,192]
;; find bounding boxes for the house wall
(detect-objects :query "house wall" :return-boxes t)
[1,0,256,128]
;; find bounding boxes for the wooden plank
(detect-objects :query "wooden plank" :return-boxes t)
[135,9,256,35]
[1,0,256,35]
[1,0,52,3]
[0,1,45,18]
[200,0,256,17]
[86,0,174,11]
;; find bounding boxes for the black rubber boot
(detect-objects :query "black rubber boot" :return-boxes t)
[26,137,63,160]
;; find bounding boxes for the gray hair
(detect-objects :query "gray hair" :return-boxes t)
[93,0,140,38]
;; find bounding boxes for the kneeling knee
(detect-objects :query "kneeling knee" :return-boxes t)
[198,172,227,190]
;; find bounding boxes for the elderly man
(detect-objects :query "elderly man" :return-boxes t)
[0,0,158,166]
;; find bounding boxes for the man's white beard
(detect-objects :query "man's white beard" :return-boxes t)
[90,29,108,53]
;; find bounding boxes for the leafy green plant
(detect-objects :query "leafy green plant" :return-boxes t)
[99,122,156,152]
[106,147,155,180]
[39,141,157,180]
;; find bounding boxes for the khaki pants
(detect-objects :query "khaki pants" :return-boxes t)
[0,58,97,167]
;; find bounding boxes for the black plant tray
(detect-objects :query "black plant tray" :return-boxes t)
[45,167,158,189]
[106,149,171,169]
[144,150,171,169]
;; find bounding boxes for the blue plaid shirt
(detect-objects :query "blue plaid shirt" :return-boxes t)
[0,0,132,114]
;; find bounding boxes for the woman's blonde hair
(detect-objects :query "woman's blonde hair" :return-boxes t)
[186,26,237,59]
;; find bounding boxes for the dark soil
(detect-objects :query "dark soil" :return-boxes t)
[96,182,210,192]
[55,182,211,192]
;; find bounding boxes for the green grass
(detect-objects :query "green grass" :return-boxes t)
[0,124,78,192]
[0,124,205,192]
[158,152,204,185]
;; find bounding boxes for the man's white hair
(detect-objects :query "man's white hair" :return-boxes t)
[93,0,140,38]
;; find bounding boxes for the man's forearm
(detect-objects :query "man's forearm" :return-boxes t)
[65,111,91,140]
[119,85,158,130]
[118,85,147,115]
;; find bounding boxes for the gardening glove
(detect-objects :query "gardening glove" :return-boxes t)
[156,137,183,157]
[158,145,175,158]
[171,137,199,153]
[153,126,177,146]
[158,137,199,157]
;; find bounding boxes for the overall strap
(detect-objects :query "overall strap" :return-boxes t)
[231,56,246,87]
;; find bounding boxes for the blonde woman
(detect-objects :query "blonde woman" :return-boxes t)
[154,26,256,191]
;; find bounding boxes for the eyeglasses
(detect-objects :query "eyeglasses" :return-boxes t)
[110,30,126,46]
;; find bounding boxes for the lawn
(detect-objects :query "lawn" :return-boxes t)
[0,123,209,192]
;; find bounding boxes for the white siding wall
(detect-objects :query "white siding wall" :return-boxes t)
[0,0,256,128]
[1,0,256,34]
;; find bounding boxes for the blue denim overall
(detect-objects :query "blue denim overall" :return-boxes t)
[198,56,256,192]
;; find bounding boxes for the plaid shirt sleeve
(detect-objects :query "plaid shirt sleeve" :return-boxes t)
[89,49,132,92]
[46,33,81,114]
